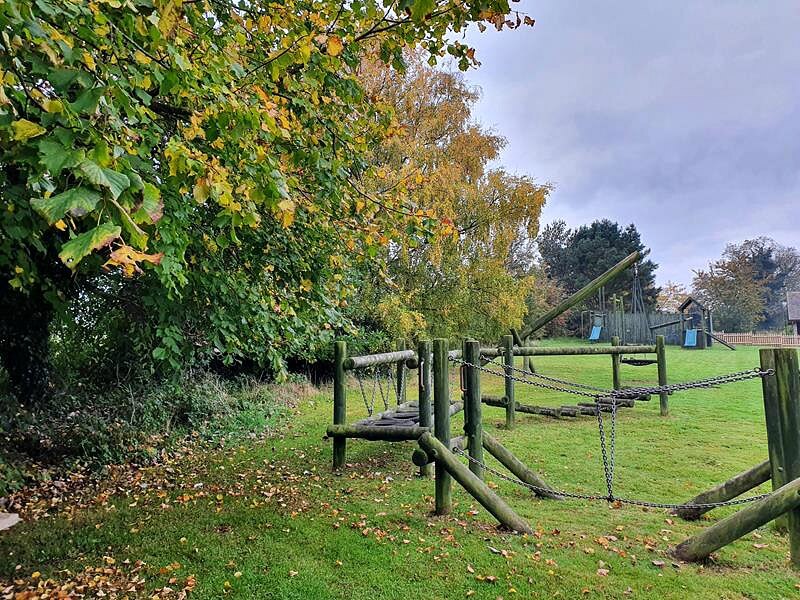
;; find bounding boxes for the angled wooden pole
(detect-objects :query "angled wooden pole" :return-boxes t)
[482,433,562,500]
[332,340,347,470]
[433,338,452,514]
[656,335,668,416]
[464,339,484,479]
[418,339,433,477]
[502,334,515,429]
[418,433,532,534]
[672,474,800,563]
[676,460,771,521]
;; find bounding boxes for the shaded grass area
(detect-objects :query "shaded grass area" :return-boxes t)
[2,341,799,598]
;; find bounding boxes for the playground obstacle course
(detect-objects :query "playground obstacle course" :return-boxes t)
[329,337,800,566]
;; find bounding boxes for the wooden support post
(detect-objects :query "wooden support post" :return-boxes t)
[656,335,668,416]
[611,335,621,390]
[418,340,433,477]
[502,334,515,429]
[418,433,532,533]
[333,340,347,470]
[395,338,407,405]
[433,338,452,514]
[676,460,771,521]
[482,433,562,499]
[761,348,800,536]
[464,339,484,479]
[672,474,800,564]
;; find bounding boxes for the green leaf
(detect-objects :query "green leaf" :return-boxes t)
[58,223,121,269]
[30,187,102,224]
[132,182,163,224]
[410,0,435,21]
[38,139,83,175]
[79,160,131,199]
[11,119,46,141]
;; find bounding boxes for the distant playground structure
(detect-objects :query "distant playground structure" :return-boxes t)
[325,250,800,566]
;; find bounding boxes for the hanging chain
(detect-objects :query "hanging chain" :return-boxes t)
[453,448,772,510]
[450,355,776,510]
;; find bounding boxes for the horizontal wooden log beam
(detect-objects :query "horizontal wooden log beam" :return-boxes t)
[672,475,800,562]
[345,349,417,370]
[677,460,771,521]
[412,436,467,466]
[418,433,533,534]
[482,396,576,419]
[326,424,429,441]
[481,345,656,358]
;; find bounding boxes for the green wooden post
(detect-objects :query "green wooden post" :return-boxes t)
[464,339,484,479]
[611,335,621,390]
[433,338,452,514]
[656,335,668,416]
[418,339,433,477]
[761,348,800,539]
[395,338,407,405]
[502,334,515,429]
[333,340,347,470]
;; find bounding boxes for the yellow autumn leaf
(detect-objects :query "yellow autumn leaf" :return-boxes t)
[134,50,152,65]
[11,119,46,141]
[277,199,295,228]
[54,219,67,231]
[42,99,64,113]
[327,35,344,57]
[300,278,312,292]
[82,50,96,71]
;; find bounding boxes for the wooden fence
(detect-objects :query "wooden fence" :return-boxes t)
[715,333,800,347]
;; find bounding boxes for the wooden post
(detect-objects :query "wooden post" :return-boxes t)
[395,338,407,405]
[418,339,433,477]
[761,348,800,539]
[656,335,668,416]
[502,334,515,429]
[418,433,532,534]
[611,335,621,390]
[464,339,484,479]
[672,474,800,563]
[333,340,347,470]
[433,338,452,514]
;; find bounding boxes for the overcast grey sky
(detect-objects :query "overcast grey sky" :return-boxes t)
[462,1,799,286]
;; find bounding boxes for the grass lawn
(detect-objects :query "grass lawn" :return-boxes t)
[2,340,799,599]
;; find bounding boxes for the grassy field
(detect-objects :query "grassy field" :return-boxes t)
[2,340,799,599]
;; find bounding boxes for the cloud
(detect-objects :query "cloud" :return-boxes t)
[462,0,800,285]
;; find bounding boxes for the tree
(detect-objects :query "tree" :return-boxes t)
[354,53,550,341]
[537,219,658,311]
[0,0,532,399]
[656,281,688,313]
[693,238,800,332]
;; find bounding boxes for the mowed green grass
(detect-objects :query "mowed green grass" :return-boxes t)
[2,341,799,599]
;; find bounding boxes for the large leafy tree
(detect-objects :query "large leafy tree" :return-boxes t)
[693,237,800,332]
[354,53,549,341]
[0,0,531,400]
[538,219,658,311]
